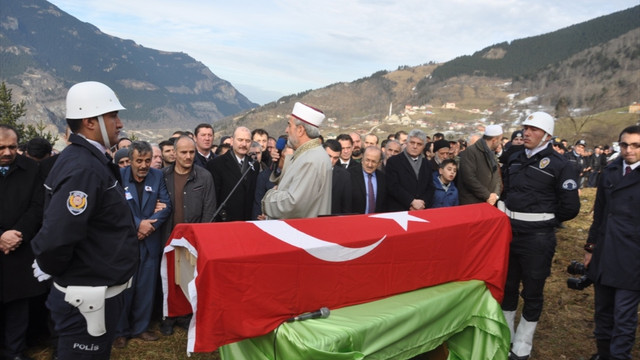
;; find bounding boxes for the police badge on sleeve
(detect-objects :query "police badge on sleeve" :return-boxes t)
[68,191,88,215]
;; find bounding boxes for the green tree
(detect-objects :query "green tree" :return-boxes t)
[0,81,58,144]
[0,81,27,137]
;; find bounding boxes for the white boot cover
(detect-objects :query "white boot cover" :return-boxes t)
[502,310,516,343]
[511,316,538,357]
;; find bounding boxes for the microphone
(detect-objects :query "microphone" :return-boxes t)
[271,137,288,171]
[276,137,287,153]
[286,307,330,322]
[247,152,256,171]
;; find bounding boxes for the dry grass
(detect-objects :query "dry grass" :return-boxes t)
[26,188,639,359]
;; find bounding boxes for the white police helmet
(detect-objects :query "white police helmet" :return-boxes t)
[522,112,554,136]
[65,81,125,120]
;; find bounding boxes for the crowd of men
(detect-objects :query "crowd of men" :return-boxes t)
[0,81,638,360]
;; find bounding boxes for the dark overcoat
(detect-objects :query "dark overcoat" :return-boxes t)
[587,158,640,290]
[0,155,47,302]
[384,152,434,211]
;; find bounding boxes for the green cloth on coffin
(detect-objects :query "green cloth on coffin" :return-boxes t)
[220,280,510,360]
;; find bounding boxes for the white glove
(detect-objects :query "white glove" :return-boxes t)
[32,260,51,282]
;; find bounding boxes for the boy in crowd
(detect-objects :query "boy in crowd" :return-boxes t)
[432,159,459,208]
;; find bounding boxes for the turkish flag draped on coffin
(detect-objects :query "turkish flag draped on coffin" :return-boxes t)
[161,203,511,353]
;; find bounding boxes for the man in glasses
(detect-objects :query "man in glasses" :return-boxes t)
[584,125,640,360]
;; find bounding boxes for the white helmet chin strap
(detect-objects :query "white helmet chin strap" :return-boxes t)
[535,133,551,149]
[97,115,112,150]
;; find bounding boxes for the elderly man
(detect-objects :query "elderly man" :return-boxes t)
[383,139,402,166]
[385,129,435,211]
[350,146,386,214]
[500,112,580,360]
[151,144,163,169]
[32,81,139,359]
[458,124,503,205]
[114,141,171,348]
[1,125,46,360]
[584,125,640,360]
[261,102,332,219]
[429,139,450,171]
[207,126,258,221]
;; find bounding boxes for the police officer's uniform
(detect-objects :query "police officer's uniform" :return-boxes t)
[32,133,138,359]
[500,141,580,358]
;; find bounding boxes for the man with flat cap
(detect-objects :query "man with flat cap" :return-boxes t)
[261,102,332,219]
[458,124,503,205]
[429,139,450,172]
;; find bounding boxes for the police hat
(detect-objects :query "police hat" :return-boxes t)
[552,137,567,151]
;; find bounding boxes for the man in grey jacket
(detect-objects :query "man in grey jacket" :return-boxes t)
[458,124,503,205]
[160,135,215,334]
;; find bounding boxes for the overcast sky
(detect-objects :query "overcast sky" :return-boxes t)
[49,0,638,104]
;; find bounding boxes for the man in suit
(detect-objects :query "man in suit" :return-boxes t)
[114,141,172,348]
[350,146,386,214]
[0,124,46,360]
[336,134,358,169]
[193,123,215,168]
[207,126,258,221]
[385,129,435,211]
[584,125,640,360]
[323,140,352,215]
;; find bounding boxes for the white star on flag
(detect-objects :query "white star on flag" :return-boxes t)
[369,211,429,231]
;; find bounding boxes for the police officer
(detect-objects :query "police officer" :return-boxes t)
[565,139,588,187]
[31,81,138,360]
[499,112,580,360]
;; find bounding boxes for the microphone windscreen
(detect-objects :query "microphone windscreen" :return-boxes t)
[320,307,330,318]
[276,137,287,151]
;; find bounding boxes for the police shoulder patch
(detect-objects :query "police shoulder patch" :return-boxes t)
[68,190,88,215]
[562,179,578,191]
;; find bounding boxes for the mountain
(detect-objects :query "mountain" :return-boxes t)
[0,0,257,133]
[429,6,640,81]
[216,6,639,144]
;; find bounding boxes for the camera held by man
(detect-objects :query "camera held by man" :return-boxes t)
[566,260,593,290]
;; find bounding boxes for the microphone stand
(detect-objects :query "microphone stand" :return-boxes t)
[209,156,256,222]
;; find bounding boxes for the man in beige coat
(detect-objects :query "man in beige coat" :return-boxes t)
[458,125,503,205]
[262,102,332,219]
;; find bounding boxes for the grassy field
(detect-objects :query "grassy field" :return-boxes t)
[26,188,639,359]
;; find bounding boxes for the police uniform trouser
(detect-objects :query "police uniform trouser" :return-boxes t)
[47,285,126,360]
[502,231,556,321]
[594,283,640,360]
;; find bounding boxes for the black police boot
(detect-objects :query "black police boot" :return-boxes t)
[508,351,529,360]
[589,339,611,360]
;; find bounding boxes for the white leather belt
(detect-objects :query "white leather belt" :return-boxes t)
[53,277,132,299]
[498,201,555,222]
